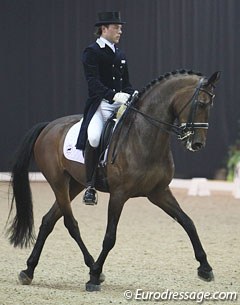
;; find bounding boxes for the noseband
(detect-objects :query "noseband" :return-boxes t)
[177,78,215,140]
[127,78,215,141]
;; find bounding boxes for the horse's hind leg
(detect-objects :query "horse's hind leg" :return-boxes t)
[148,187,213,281]
[19,201,62,284]
[61,208,95,269]
[18,178,87,285]
[54,179,95,270]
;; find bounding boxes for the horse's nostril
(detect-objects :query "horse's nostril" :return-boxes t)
[192,142,203,151]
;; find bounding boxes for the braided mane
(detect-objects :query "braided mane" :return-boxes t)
[136,69,203,101]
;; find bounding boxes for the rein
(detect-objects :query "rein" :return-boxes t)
[127,104,181,136]
[127,78,214,140]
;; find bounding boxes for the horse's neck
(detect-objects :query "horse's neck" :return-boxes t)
[128,76,197,150]
[138,76,198,123]
[137,87,174,127]
[126,92,172,157]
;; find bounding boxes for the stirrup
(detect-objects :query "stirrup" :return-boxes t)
[83,186,98,205]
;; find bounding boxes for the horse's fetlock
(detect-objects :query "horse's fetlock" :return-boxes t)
[85,255,95,268]
[199,261,212,272]
[196,251,207,264]
[90,264,102,278]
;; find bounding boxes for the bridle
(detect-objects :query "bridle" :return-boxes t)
[176,78,215,140]
[126,78,215,142]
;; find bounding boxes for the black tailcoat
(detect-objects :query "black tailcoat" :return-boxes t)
[76,41,134,150]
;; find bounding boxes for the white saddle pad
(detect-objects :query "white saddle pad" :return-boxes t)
[63,119,84,163]
[63,117,119,164]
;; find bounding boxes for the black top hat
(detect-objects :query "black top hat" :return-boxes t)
[95,11,126,26]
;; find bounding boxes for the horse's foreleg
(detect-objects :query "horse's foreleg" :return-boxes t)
[148,187,213,281]
[86,194,125,292]
[18,202,62,284]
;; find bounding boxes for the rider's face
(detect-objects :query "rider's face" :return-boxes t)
[101,24,122,44]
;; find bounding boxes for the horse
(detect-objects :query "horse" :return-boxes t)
[7,69,220,292]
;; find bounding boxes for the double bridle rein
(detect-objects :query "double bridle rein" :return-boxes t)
[127,78,215,141]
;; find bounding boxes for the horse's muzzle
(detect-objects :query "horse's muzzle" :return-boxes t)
[191,141,204,151]
[179,123,207,152]
[185,136,206,152]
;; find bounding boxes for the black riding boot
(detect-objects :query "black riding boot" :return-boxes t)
[83,142,99,205]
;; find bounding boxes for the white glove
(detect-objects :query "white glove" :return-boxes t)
[113,92,130,104]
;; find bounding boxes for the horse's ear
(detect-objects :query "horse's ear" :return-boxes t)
[205,71,221,87]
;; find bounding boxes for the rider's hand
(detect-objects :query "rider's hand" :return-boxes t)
[113,92,130,104]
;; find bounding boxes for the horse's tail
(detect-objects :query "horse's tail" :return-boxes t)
[7,122,49,248]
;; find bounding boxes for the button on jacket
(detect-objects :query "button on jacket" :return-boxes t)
[76,40,134,150]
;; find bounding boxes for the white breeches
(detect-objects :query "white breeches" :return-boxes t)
[87,99,121,148]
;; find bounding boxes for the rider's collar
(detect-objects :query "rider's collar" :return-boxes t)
[96,37,115,53]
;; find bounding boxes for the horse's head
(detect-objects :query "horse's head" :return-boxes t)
[174,71,221,152]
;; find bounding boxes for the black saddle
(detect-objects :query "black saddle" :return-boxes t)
[99,113,117,164]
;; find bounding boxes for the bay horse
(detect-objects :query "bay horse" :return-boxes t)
[7,70,220,291]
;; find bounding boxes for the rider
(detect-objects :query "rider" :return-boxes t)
[76,11,135,205]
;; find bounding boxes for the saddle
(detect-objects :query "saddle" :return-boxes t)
[95,114,116,192]
[99,113,116,164]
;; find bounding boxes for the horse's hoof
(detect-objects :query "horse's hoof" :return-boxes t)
[198,269,214,282]
[86,281,101,292]
[18,271,33,285]
[99,273,105,283]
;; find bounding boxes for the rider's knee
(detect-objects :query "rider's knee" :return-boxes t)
[88,135,100,148]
